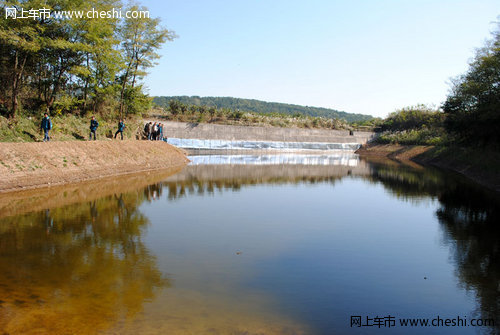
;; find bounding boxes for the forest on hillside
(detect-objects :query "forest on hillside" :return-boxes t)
[153,96,374,122]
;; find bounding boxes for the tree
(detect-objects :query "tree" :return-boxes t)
[0,0,42,117]
[72,0,122,113]
[118,5,176,117]
[0,0,174,119]
[443,22,500,146]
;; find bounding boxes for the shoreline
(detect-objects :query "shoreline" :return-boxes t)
[356,143,500,193]
[0,140,189,193]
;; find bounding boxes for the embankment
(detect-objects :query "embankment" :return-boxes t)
[160,121,374,144]
[0,141,189,193]
[356,143,500,192]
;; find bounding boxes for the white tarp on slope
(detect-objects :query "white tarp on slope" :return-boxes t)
[188,153,359,167]
[165,138,361,151]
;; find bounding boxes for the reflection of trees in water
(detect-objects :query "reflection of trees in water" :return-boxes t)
[365,160,500,334]
[160,160,500,333]
[436,184,500,334]
[0,190,168,334]
[143,182,163,202]
[162,176,342,200]
[154,161,500,333]
[1,160,497,333]
[364,160,447,201]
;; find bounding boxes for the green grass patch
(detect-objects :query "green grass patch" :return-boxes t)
[0,114,143,142]
[375,128,446,146]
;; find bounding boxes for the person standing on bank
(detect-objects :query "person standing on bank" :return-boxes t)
[144,122,150,140]
[152,122,158,140]
[115,119,125,140]
[158,123,164,141]
[89,115,99,140]
[40,112,52,142]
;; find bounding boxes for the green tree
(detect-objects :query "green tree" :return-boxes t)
[118,5,176,117]
[73,0,122,113]
[0,0,173,120]
[0,0,42,117]
[443,23,500,146]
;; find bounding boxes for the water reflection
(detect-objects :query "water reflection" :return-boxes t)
[364,157,500,334]
[0,154,498,334]
[161,153,370,200]
[0,190,168,334]
[436,183,500,333]
[0,166,184,219]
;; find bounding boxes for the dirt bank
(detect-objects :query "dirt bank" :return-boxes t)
[356,143,500,192]
[355,144,432,160]
[0,140,189,193]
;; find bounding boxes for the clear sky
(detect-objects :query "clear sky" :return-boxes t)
[139,0,500,118]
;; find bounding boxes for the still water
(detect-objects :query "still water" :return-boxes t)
[0,153,498,335]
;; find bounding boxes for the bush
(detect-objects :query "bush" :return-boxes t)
[375,128,446,146]
[381,105,444,131]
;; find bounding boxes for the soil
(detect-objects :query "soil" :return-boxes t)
[356,143,500,192]
[355,144,432,160]
[0,140,189,193]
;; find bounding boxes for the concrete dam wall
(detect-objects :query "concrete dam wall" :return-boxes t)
[161,121,374,144]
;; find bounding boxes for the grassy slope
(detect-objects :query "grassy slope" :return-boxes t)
[0,115,143,142]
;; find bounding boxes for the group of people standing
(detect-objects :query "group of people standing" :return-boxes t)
[40,113,126,141]
[40,114,167,142]
[143,122,165,141]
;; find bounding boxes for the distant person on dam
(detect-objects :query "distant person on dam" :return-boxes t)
[114,119,125,140]
[40,112,52,142]
[89,116,99,140]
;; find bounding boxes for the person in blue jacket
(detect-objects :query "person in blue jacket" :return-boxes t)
[114,119,125,140]
[89,116,99,140]
[40,113,52,142]
[158,123,163,141]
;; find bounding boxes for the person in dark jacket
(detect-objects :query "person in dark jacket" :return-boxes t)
[143,122,150,140]
[40,113,52,142]
[152,122,158,140]
[145,122,153,140]
[89,116,99,140]
[114,119,125,140]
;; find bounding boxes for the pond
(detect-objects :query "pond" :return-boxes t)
[0,152,498,335]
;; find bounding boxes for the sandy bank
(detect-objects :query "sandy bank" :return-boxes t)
[0,140,189,193]
[356,143,500,192]
[355,144,432,160]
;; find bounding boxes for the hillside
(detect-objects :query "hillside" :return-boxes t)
[153,96,374,122]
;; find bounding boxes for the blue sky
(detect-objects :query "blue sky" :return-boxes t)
[140,0,500,118]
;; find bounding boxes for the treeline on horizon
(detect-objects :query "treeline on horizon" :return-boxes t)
[376,23,500,148]
[0,0,173,119]
[155,99,351,130]
[153,96,374,123]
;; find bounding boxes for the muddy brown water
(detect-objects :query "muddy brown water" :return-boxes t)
[0,153,498,334]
